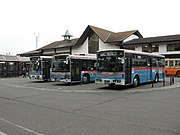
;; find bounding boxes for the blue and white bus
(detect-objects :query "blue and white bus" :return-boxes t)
[29,56,52,81]
[51,54,97,83]
[95,49,165,87]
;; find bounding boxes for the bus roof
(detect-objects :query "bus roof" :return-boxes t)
[97,49,165,58]
[53,54,96,60]
[30,56,52,59]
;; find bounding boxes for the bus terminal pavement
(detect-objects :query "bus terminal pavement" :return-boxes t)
[126,77,180,92]
[0,76,179,93]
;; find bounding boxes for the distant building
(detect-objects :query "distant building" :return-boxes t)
[121,34,180,58]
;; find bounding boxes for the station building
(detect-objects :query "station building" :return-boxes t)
[20,25,180,59]
[20,25,142,56]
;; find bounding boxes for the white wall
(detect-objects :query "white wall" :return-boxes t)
[72,38,88,55]
[123,35,139,43]
[99,39,119,51]
[135,45,142,52]
[159,44,167,53]
[72,38,120,54]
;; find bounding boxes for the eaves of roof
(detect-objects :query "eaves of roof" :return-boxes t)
[105,30,142,43]
[122,34,180,45]
[18,50,41,57]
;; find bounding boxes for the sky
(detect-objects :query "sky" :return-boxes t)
[0,0,180,55]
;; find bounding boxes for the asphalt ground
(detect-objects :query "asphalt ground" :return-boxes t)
[0,77,180,135]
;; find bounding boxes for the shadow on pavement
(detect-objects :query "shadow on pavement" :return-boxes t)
[98,80,172,91]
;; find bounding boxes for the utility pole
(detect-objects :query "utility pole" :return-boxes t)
[34,33,39,49]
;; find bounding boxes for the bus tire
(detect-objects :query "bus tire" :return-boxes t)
[133,76,139,87]
[176,70,180,77]
[154,74,159,83]
[82,74,90,84]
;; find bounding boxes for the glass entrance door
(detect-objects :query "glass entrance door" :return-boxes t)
[71,60,81,82]
[43,60,51,80]
[125,56,132,84]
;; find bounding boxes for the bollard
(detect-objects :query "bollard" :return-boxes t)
[170,75,172,85]
[163,73,165,86]
[152,76,154,88]
[172,75,175,84]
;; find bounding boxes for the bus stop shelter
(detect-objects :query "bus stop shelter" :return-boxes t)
[0,55,30,78]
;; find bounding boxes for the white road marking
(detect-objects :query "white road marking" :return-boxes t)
[3,83,61,92]
[0,131,7,135]
[2,83,105,93]
[0,118,44,135]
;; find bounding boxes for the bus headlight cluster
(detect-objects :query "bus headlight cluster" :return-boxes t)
[113,80,121,83]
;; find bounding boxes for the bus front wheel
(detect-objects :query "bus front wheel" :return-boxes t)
[133,76,139,87]
[82,74,90,84]
[176,71,180,77]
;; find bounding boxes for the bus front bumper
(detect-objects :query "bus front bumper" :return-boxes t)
[29,75,43,80]
[95,78,125,85]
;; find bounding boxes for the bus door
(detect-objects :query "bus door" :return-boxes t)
[147,57,152,81]
[125,55,132,84]
[71,59,82,82]
[43,60,51,80]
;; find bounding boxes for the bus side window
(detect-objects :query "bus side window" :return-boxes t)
[169,61,174,67]
[147,58,151,67]
[175,60,180,66]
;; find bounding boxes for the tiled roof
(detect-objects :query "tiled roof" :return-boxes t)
[0,55,30,62]
[123,34,180,45]
[75,25,142,46]
[39,38,79,50]
[105,30,140,43]
[89,25,115,42]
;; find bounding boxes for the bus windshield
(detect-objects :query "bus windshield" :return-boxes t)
[97,51,124,72]
[30,60,41,71]
[52,56,70,72]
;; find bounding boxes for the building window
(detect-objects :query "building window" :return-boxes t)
[167,43,180,51]
[142,44,159,52]
[142,45,149,52]
[88,33,99,54]
[152,44,159,52]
